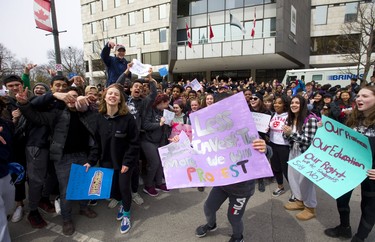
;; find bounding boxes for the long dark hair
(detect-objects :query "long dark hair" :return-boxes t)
[286,95,308,133]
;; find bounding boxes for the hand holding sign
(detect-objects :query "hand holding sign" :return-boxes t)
[129,59,152,77]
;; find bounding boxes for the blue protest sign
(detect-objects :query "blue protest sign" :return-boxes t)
[159,66,168,77]
[66,164,114,200]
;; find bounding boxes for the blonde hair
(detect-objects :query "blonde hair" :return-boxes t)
[98,84,129,116]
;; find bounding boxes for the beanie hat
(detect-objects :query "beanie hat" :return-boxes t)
[2,75,23,86]
[33,82,50,93]
[253,92,263,101]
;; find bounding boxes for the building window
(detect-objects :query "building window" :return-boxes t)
[128,0,134,3]
[129,34,136,47]
[159,28,167,43]
[263,18,276,37]
[116,36,123,45]
[192,27,208,44]
[142,51,168,65]
[244,0,263,7]
[345,2,358,23]
[90,2,96,15]
[190,0,207,15]
[91,42,96,53]
[310,35,360,55]
[244,19,262,39]
[102,19,108,32]
[102,0,107,11]
[115,16,122,29]
[315,5,328,25]
[114,0,121,8]
[129,12,135,26]
[91,22,97,34]
[226,0,244,10]
[143,8,150,22]
[208,0,224,12]
[159,4,167,19]
[144,31,151,45]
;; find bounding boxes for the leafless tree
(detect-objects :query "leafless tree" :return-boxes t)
[0,43,23,79]
[47,46,85,77]
[338,2,375,85]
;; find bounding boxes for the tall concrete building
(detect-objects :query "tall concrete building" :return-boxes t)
[80,0,374,84]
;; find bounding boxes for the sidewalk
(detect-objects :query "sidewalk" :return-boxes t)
[9,181,374,242]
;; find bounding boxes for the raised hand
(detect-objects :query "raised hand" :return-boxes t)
[15,87,29,104]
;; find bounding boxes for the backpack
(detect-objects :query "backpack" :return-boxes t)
[304,112,321,124]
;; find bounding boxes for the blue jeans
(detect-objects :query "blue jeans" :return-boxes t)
[54,152,88,222]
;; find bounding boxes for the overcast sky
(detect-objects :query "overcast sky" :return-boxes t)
[0,0,83,64]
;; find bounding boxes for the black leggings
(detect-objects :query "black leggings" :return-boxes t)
[269,142,289,185]
[111,168,134,212]
[336,178,375,240]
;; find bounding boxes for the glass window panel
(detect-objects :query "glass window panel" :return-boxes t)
[91,22,97,34]
[160,51,168,64]
[129,12,135,26]
[151,52,159,65]
[144,31,151,45]
[128,0,134,3]
[102,0,107,11]
[315,5,328,25]
[177,0,189,17]
[142,53,151,64]
[225,23,243,41]
[102,19,108,32]
[345,2,358,22]
[115,16,122,29]
[177,29,187,45]
[208,0,224,12]
[210,24,225,42]
[263,18,276,37]
[159,4,167,19]
[226,0,244,10]
[244,20,262,39]
[129,34,136,47]
[190,0,207,15]
[143,8,150,22]
[159,28,167,43]
[114,0,121,8]
[244,0,263,7]
[90,2,96,14]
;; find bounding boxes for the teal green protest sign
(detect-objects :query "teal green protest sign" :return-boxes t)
[288,116,372,199]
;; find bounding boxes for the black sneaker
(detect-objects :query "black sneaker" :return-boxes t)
[63,220,75,236]
[27,210,47,229]
[229,235,244,242]
[195,223,217,238]
[324,225,352,238]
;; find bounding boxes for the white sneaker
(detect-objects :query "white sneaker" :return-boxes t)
[11,206,24,223]
[55,197,61,215]
[132,192,144,205]
[108,199,119,209]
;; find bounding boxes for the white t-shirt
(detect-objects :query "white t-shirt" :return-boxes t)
[269,112,289,145]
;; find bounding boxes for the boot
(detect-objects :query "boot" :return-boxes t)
[296,207,316,221]
[284,200,304,211]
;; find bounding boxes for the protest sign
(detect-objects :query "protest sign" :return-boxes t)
[129,59,152,77]
[159,92,273,189]
[163,109,175,126]
[66,164,114,200]
[190,78,202,91]
[288,116,372,199]
[251,112,271,133]
[159,66,168,77]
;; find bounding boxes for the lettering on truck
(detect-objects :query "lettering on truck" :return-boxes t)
[328,74,364,81]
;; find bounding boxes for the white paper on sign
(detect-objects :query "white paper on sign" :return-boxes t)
[190,79,202,92]
[129,59,152,77]
[163,109,175,126]
[251,112,272,133]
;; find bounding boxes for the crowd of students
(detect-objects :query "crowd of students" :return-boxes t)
[1,60,375,242]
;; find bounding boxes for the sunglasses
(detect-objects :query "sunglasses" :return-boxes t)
[250,97,259,101]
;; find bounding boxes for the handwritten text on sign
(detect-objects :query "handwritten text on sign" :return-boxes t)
[288,116,372,199]
[159,93,273,189]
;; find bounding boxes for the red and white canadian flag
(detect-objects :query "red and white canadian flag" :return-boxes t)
[186,22,192,48]
[251,8,256,38]
[34,0,52,32]
[209,18,214,40]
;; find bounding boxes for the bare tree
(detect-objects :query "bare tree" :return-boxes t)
[0,43,23,78]
[338,2,375,85]
[47,46,85,77]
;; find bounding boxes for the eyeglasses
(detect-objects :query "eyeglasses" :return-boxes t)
[249,97,259,101]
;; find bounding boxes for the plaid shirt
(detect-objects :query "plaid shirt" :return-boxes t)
[286,118,318,153]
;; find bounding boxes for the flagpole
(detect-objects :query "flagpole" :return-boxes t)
[50,0,62,75]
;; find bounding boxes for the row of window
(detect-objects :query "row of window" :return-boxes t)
[178,0,276,16]
[89,4,167,34]
[313,2,358,25]
[177,18,276,44]
[89,0,135,14]
[310,35,360,55]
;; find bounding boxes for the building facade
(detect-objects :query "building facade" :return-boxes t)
[80,0,374,84]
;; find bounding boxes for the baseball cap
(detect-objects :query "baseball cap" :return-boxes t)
[115,45,126,51]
